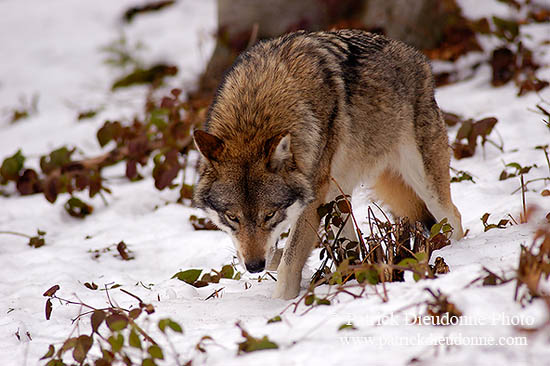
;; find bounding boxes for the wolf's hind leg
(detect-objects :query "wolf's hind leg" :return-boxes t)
[396,138,463,240]
[373,169,435,231]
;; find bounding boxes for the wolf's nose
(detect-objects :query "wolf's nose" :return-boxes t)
[245,259,266,273]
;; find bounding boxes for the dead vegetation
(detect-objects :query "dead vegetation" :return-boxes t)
[279,190,455,314]
[0,87,209,217]
[41,285,185,366]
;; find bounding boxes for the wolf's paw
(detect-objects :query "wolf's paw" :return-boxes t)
[272,281,300,300]
[272,265,301,300]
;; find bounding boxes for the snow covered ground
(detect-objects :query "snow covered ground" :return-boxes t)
[1,1,549,365]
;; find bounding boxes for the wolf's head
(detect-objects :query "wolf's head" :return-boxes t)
[193,130,314,273]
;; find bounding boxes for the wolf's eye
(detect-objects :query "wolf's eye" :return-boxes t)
[226,213,239,223]
[264,211,276,221]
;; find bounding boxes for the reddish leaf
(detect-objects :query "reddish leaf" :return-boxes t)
[171,88,182,98]
[72,335,93,364]
[43,285,60,297]
[160,96,175,108]
[442,111,461,127]
[337,200,351,214]
[143,303,155,314]
[91,310,106,333]
[84,282,98,290]
[153,149,181,190]
[44,177,59,203]
[491,47,516,86]
[74,172,89,191]
[45,299,53,320]
[128,136,149,160]
[16,169,42,195]
[189,215,219,231]
[517,77,549,96]
[116,241,134,260]
[126,159,138,180]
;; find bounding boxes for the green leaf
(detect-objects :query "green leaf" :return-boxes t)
[304,294,315,306]
[129,308,142,320]
[220,264,234,279]
[238,335,279,354]
[338,323,356,331]
[108,334,124,353]
[149,108,169,130]
[129,329,142,349]
[1,149,25,181]
[40,345,55,360]
[64,197,94,218]
[172,269,202,284]
[46,360,65,366]
[329,271,342,285]
[267,315,282,324]
[59,337,78,355]
[112,64,177,90]
[316,298,331,306]
[505,162,522,170]
[365,268,380,285]
[414,252,427,262]
[148,345,164,359]
[398,258,418,267]
[158,318,183,333]
[106,313,128,331]
[356,268,379,285]
[430,222,442,238]
[142,358,157,366]
[492,16,519,41]
[77,109,98,120]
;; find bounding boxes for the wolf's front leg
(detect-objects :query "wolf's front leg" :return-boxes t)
[272,201,321,299]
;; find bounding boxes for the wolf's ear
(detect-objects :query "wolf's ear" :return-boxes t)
[194,130,224,162]
[265,132,292,171]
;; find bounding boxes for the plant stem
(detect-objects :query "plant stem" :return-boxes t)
[521,174,527,224]
[0,230,31,238]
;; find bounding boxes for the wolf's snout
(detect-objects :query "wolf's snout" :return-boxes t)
[245,259,266,273]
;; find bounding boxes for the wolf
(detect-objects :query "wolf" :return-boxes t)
[193,29,463,300]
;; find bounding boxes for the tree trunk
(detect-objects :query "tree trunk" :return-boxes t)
[198,0,456,95]
[360,0,456,50]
